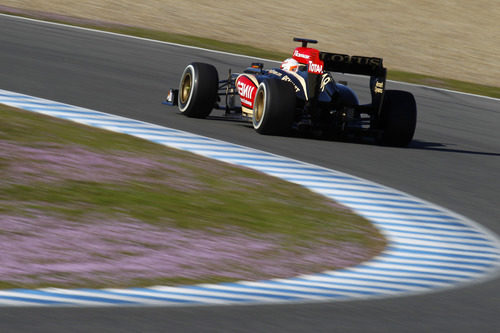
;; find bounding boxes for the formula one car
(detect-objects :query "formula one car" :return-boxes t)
[164,38,417,146]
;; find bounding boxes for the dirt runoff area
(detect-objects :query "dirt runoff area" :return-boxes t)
[1,1,499,87]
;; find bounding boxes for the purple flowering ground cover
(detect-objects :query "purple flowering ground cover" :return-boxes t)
[0,105,386,289]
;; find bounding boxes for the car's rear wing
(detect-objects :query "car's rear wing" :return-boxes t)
[318,52,387,121]
[319,52,386,77]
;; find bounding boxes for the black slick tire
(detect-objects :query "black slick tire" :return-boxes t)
[379,90,417,147]
[252,79,296,135]
[178,62,218,118]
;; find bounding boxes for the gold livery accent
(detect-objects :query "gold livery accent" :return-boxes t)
[374,81,384,94]
[280,71,308,100]
[320,73,333,92]
[267,69,283,77]
[281,75,301,93]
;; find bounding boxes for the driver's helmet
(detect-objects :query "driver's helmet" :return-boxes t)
[280,58,300,72]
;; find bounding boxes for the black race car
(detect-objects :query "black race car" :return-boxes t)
[164,38,416,147]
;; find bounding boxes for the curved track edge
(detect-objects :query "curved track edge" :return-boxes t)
[1,88,499,307]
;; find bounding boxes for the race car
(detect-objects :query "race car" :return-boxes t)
[164,38,417,147]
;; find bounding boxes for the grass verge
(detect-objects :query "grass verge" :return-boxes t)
[0,105,386,289]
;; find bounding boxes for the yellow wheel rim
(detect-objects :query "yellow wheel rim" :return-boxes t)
[254,89,264,123]
[180,73,192,104]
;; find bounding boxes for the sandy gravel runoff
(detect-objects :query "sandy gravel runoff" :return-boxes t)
[2,1,499,87]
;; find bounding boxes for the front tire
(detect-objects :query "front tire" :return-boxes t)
[178,62,218,118]
[252,79,296,135]
[379,90,417,147]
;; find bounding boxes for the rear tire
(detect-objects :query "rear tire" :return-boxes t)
[252,79,296,135]
[178,63,218,118]
[379,90,417,147]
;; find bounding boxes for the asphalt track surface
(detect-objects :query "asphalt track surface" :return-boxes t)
[1,14,499,332]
